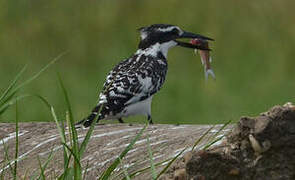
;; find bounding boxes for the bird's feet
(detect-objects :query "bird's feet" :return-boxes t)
[118,118,125,123]
[148,115,153,124]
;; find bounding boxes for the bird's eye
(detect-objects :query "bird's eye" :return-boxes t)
[170,28,181,36]
[172,28,179,34]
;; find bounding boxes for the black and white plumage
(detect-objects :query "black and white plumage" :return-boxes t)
[76,24,213,128]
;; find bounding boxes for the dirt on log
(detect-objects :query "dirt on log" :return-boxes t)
[162,103,295,180]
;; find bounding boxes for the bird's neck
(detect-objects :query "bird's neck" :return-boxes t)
[136,41,177,59]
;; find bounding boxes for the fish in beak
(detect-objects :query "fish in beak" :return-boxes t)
[191,38,215,81]
[175,31,215,81]
[175,31,213,51]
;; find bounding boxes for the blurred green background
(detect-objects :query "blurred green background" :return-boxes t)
[0,0,294,124]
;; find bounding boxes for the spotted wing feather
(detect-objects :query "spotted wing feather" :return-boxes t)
[98,54,167,118]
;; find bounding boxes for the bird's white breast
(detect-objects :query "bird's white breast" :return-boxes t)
[123,96,153,116]
[104,96,153,120]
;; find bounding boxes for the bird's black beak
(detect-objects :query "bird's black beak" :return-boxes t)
[175,31,214,51]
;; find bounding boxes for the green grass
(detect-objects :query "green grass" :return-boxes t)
[1,0,294,124]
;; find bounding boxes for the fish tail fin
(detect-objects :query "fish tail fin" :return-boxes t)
[205,68,216,81]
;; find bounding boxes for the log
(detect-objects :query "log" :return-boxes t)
[0,123,231,179]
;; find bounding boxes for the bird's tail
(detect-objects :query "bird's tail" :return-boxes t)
[75,104,102,128]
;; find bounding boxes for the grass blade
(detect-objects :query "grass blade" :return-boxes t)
[13,101,19,180]
[2,141,14,175]
[57,75,77,151]
[78,104,102,156]
[58,154,73,180]
[61,120,70,172]
[51,107,68,155]
[99,124,147,180]
[118,157,131,180]
[51,106,70,173]
[146,135,156,179]
[0,65,27,104]
[115,136,170,179]
[0,91,18,115]
[29,94,51,109]
[82,161,90,180]
[203,135,225,150]
[57,74,81,179]
[191,125,215,151]
[14,51,68,91]
[120,158,171,180]
[37,149,54,180]
[78,119,95,156]
[156,147,188,179]
[208,120,231,143]
[58,167,74,180]
[0,162,4,180]
[66,112,73,149]
[202,120,231,150]
[37,156,46,180]
[61,142,82,170]
[49,99,72,178]
[0,94,51,116]
[22,169,29,180]
[113,142,169,179]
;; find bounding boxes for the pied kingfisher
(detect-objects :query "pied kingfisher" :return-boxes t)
[76,24,213,128]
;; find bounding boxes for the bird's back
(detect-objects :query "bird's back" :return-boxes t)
[98,53,168,119]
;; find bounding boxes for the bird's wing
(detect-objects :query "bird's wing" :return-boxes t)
[98,54,167,116]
